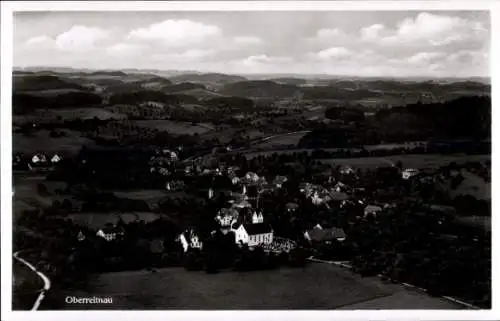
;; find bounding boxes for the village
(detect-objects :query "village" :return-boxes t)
[12,139,491,310]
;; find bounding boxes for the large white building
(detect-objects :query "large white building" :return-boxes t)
[234,223,273,247]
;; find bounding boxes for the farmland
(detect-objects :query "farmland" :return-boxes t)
[317,154,491,170]
[133,120,214,135]
[13,130,94,155]
[69,212,164,230]
[44,263,461,310]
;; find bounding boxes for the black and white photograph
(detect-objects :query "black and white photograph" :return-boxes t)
[1,1,497,320]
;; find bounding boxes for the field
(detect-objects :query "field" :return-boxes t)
[318,154,491,170]
[253,132,309,149]
[43,263,461,310]
[13,259,44,310]
[133,120,213,135]
[113,190,170,200]
[47,108,127,121]
[69,212,164,230]
[13,130,94,155]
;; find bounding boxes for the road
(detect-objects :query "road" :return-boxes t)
[13,251,51,311]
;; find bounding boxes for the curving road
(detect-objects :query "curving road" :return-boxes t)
[13,251,51,311]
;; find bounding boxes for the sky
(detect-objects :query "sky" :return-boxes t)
[13,11,491,77]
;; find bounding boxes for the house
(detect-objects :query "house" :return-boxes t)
[96,224,123,242]
[402,168,419,180]
[228,172,240,185]
[333,181,350,193]
[234,223,273,247]
[77,230,86,242]
[304,227,346,243]
[31,153,47,164]
[273,175,288,188]
[216,208,239,229]
[364,205,383,217]
[51,154,62,163]
[179,230,203,252]
[340,166,355,175]
[311,191,324,205]
[245,172,259,183]
[286,202,299,212]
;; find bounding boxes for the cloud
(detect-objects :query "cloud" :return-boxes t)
[24,35,53,47]
[106,43,145,56]
[127,19,221,47]
[407,51,446,64]
[312,47,351,60]
[233,36,262,46]
[365,12,489,48]
[55,25,110,51]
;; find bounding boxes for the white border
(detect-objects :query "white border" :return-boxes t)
[1,1,498,321]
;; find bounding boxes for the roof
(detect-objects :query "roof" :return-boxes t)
[306,228,346,241]
[242,223,273,235]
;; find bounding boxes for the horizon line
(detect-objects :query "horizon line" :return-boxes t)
[13,65,491,80]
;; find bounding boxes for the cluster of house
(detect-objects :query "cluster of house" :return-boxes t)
[13,152,63,171]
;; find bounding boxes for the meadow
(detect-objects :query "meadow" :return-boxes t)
[44,263,461,310]
[133,120,213,135]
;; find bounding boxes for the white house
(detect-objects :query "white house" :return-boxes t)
[311,191,324,205]
[245,172,259,183]
[179,230,203,252]
[51,154,62,163]
[234,223,273,247]
[31,153,47,164]
[364,205,383,217]
[402,168,419,180]
[96,227,118,242]
[340,166,355,175]
[304,227,346,243]
[77,230,86,242]
[216,208,239,229]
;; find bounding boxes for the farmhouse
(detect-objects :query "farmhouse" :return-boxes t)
[96,224,124,242]
[304,227,346,243]
[51,153,62,163]
[216,208,239,231]
[180,230,203,252]
[340,166,355,175]
[402,168,419,180]
[273,175,288,188]
[31,153,47,164]
[364,205,383,217]
[245,172,259,183]
[234,223,274,247]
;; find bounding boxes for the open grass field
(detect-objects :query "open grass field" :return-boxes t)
[68,212,164,230]
[113,190,170,200]
[318,154,490,171]
[253,132,309,149]
[47,108,127,121]
[13,260,44,310]
[13,130,94,155]
[133,120,213,135]
[44,263,461,310]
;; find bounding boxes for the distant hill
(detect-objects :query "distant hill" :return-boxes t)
[108,90,182,106]
[13,91,103,114]
[13,75,85,92]
[169,73,247,85]
[204,96,254,111]
[161,82,206,93]
[268,77,308,85]
[219,80,300,99]
[180,88,226,100]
